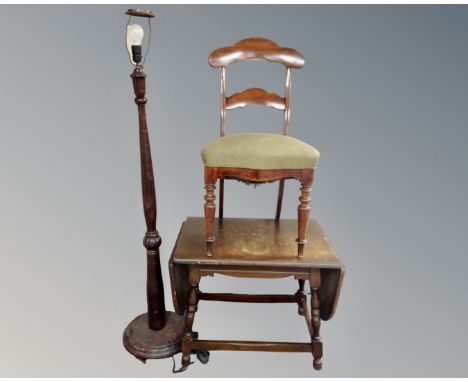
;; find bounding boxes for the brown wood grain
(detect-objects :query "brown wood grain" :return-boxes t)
[225,87,285,110]
[174,217,340,267]
[192,340,312,352]
[131,67,166,330]
[209,37,305,68]
[214,167,313,184]
[198,292,299,303]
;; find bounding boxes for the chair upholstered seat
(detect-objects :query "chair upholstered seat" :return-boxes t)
[201,133,320,170]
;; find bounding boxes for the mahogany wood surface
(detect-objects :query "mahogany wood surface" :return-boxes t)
[123,65,186,362]
[298,181,313,256]
[192,340,312,353]
[131,68,166,330]
[198,292,298,303]
[173,217,340,268]
[214,167,313,183]
[225,87,286,110]
[208,37,305,68]
[296,279,306,315]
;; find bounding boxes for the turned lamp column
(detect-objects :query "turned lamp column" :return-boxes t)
[132,67,166,330]
[122,9,185,362]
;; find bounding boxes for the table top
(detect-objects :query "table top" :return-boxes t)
[172,217,343,269]
[169,217,345,320]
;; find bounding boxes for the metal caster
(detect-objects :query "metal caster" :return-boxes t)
[196,350,210,364]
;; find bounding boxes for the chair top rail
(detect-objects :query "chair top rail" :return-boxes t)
[209,37,305,68]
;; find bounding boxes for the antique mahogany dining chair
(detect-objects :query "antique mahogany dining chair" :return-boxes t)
[201,37,320,257]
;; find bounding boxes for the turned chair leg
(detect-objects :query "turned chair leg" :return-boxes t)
[311,287,323,370]
[275,179,285,221]
[182,272,200,367]
[219,179,224,220]
[296,279,306,316]
[204,168,217,256]
[297,180,312,256]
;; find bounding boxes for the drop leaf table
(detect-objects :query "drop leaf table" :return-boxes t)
[169,217,345,370]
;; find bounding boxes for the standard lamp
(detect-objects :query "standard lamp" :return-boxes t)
[122,8,185,362]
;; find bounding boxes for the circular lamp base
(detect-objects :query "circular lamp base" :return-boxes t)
[123,312,185,361]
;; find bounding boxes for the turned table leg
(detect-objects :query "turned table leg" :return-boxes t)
[182,268,200,367]
[296,279,306,316]
[311,287,322,370]
[297,180,312,256]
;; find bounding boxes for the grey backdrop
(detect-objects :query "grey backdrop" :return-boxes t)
[0,4,467,377]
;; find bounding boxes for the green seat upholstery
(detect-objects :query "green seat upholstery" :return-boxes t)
[201,133,320,170]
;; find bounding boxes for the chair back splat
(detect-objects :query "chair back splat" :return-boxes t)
[208,37,305,137]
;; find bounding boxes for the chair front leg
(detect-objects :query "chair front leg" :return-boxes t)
[204,167,217,256]
[297,176,313,256]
